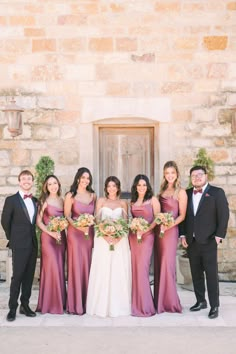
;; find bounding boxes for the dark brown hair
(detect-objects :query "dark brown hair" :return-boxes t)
[190,165,207,176]
[130,174,153,203]
[18,170,34,181]
[104,176,121,198]
[69,167,94,197]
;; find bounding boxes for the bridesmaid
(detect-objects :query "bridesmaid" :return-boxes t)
[36,175,67,314]
[129,174,160,317]
[64,167,96,315]
[154,161,187,313]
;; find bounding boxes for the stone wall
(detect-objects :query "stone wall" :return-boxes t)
[0,0,235,280]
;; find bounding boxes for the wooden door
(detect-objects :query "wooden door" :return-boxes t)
[99,127,154,198]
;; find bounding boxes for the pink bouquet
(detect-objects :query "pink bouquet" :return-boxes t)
[129,217,150,243]
[73,213,95,240]
[155,212,174,238]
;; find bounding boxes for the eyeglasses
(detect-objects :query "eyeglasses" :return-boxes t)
[191,173,205,179]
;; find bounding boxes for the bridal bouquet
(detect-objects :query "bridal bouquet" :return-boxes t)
[155,212,174,238]
[73,213,95,240]
[47,216,68,244]
[129,217,150,244]
[95,218,129,251]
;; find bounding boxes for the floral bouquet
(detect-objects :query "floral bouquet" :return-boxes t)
[47,216,68,244]
[95,218,129,251]
[155,212,174,238]
[73,213,95,240]
[129,217,150,243]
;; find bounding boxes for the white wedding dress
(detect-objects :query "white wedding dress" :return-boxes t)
[86,207,131,317]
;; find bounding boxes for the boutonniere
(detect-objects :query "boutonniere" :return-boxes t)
[205,193,210,197]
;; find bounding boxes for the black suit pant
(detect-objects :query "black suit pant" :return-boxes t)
[9,245,37,310]
[187,238,219,308]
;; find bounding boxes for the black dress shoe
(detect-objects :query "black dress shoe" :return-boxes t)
[190,301,207,312]
[7,309,16,322]
[208,307,219,319]
[19,304,36,317]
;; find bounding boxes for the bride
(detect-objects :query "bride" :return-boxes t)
[86,176,131,317]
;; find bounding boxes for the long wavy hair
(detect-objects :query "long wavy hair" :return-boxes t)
[159,161,181,197]
[38,175,61,212]
[69,167,94,197]
[130,174,153,203]
[104,176,121,198]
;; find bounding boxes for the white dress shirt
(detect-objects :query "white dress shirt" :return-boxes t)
[192,183,208,216]
[19,190,35,223]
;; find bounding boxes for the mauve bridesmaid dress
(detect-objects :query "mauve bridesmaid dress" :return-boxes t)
[154,196,182,313]
[129,202,156,317]
[66,199,95,314]
[36,205,66,314]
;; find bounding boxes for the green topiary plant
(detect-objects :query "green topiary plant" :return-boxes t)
[188,148,215,188]
[35,156,55,256]
[35,156,55,197]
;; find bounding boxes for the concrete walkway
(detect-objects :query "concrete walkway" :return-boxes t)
[1,282,236,354]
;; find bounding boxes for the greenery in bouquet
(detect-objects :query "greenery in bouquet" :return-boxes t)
[95,218,129,250]
[73,213,95,240]
[155,212,174,238]
[129,217,150,244]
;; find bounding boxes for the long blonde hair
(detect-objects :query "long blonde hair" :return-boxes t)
[159,161,181,198]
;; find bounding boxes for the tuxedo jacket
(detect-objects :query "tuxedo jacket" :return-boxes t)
[179,184,229,244]
[1,192,38,249]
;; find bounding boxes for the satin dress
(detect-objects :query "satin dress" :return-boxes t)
[129,201,156,317]
[36,204,66,314]
[66,199,95,314]
[154,196,182,313]
[86,207,131,317]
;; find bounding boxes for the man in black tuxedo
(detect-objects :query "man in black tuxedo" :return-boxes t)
[180,165,229,319]
[1,170,38,321]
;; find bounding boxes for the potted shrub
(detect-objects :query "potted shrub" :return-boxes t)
[187,148,215,188]
[35,156,55,197]
[35,155,55,253]
[34,156,55,282]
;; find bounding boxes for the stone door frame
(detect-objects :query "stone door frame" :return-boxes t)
[79,97,172,195]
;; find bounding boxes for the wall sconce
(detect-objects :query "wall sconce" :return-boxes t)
[2,97,24,137]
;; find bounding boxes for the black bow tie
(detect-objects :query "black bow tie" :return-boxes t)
[23,194,32,199]
[193,189,202,195]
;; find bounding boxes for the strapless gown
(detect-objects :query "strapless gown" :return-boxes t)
[66,199,95,314]
[129,202,156,316]
[154,196,182,313]
[36,205,66,314]
[86,207,131,317]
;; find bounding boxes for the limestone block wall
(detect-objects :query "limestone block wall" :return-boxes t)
[0,0,235,280]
